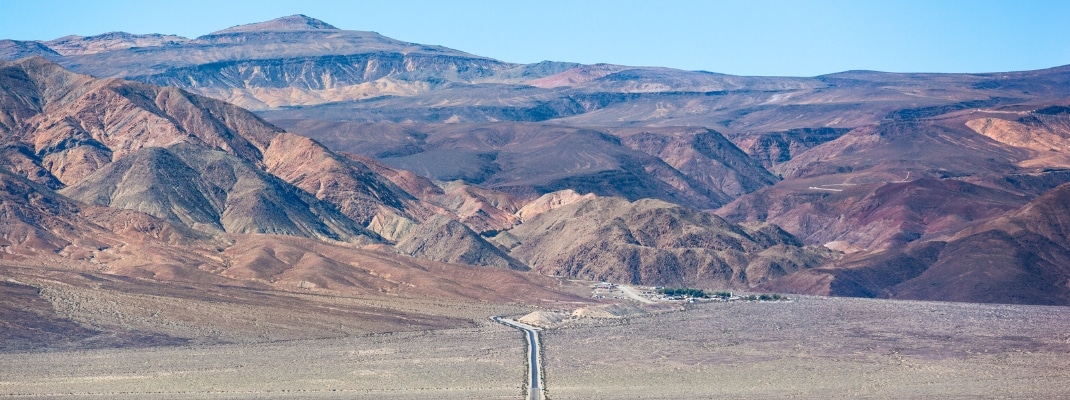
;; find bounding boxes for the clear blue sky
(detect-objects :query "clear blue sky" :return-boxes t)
[2,0,1067,77]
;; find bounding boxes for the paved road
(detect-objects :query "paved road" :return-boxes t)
[492,317,544,400]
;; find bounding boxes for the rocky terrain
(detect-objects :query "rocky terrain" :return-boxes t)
[269,122,773,209]
[494,194,833,287]
[10,15,576,110]
[0,54,830,358]
[765,181,1070,305]
[3,14,1070,400]
[2,14,1070,320]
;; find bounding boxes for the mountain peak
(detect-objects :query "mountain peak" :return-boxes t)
[209,15,339,35]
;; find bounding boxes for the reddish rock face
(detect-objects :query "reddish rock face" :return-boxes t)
[720,177,1030,251]
[763,183,1070,305]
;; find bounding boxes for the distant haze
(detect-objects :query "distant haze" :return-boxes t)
[2,0,1068,77]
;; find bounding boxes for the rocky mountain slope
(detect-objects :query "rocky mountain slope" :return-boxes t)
[764,182,1070,305]
[717,105,1070,249]
[0,57,380,242]
[6,15,1070,306]
[394,214,527,270]
[0,61,604,348]
[492,194,834,287]
[60,143,370,241]
[0,57,280,185]
[8,15,575,110]
[0,56,826,297]
[266,121,775,209]
[965,105,1070,168]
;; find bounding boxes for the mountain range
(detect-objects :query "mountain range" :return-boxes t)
[3,14,1070,315]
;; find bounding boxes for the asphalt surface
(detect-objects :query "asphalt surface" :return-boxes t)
[493,316,544,400]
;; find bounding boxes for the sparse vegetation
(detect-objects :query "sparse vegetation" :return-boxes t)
[4,284,1070,399]
[712,291,733,299]
[0,326,527,399]
[657,287,708,298]
[741,293,786,301]
[542,297,1070,399]
[740,293,791,299]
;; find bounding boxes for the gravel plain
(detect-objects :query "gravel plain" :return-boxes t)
[542,296,1070,399]
[0,326,528,399]
[3,295,1070,399]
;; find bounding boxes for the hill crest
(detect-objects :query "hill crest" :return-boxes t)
[209,15,340,35]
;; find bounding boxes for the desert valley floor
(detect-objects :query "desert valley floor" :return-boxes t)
[3,296,1069,399]
[3,12,1070,400]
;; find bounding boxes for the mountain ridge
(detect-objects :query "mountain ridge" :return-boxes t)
[4,16,1070,306]
[210,15,340,35]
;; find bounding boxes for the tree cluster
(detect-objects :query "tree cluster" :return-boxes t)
[657,288,708,298]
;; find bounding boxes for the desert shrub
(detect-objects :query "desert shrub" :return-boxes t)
[745,293,784,301]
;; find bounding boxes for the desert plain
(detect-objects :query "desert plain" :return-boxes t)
[3,293,1070,399]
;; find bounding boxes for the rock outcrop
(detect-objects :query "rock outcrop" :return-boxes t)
[395,215,527,270]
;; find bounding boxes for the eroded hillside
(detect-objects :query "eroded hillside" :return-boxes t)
[4,15,1070,309]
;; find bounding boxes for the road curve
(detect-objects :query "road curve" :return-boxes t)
[492,316,544,400]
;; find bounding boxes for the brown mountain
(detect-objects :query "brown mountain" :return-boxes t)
[719,177,1030,251]
[9,16,1070,136]
[262,132,417,226]
[895,182,1070,304]
[0,57,386,243]
[351,154,524,235]
[0,57,279,186]
[0,167,104,256]
[269,121,772,209]
[10,15,575,110]
[0,61,603,350]
[717,107,1065,251]
[7,16,1070,307]
[731,127,850,169]
[965,105,1070,169]
[613,126,778,199]
[495,194,834,287]
[394,214,527,270]
[0,150,580,304]
[211,14,339,34]
[0,58,561,275]
[0,40,60,62]
[60,143,371,241]
[0,156,593,348]
[765,182,1070,305]
[0,163,225,274]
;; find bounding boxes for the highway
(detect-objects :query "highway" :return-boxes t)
[492,316,544,400]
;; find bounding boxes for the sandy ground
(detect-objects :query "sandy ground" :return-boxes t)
[3,296,1070,399]
[542,296,1070,399]
[0,325,527,399]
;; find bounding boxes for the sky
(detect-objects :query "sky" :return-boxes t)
[1,0,1068,77]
